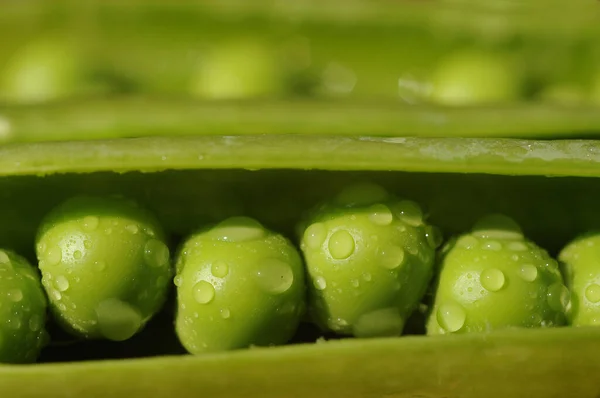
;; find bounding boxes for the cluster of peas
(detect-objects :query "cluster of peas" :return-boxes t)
[0,183,598,363]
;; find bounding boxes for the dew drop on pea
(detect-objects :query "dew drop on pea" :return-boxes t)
[46,247,62,266]
[193,281,215,304]
[55,275,69,292]
[7,317,22,331]
[50,289,61,301]
[472,214,523,240]
[547,283,570,312]
[380,246,405,269]
[255,258,294,294]
[457,235,479,249]
[95,298,143,341]
[437,302,466,332]
[126,224,139,234]
[93,261,106,272]
[82,216,99,231]
[362,272,372,282]
[314,276,327,290]
[480,268,505,292]
[220,308,231,319]
[328,230,355,259]
[425,225,443,249]
[395,201,423,227]
[585,283,600,303]
[211,261,229,278]
[519,264,538,282]
[368,204,393,226]
[174,275,183,287]
[482,241,502,251]
[73,250,82,260]
[7,288,23,302]
[212,217,265,242]
[304,222,327,249]
[508,241,528,252]
[350,279,360,288]
[28,315,42,332]
[144,239,170,268]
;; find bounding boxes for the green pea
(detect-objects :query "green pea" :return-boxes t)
[427,214,569,335]
[0,249,48,363]
[298,183,440,338]
[174,216,305,354]
[35,196,172,342]
[429,50,521,105]
[558,233,600,326]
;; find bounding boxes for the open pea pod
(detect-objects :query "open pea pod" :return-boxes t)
[1,135,600,397]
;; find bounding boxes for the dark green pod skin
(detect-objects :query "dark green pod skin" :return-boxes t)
[559,233,600,326]
[35,196,172,342]
[0,249,48,363]
[298,183,441,338]
[175,217,306,354]
[427,215,569,335]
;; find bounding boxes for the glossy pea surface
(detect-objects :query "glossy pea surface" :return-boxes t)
[0,249,48,363]
[175,216,305,354]
[427,215,569,335]
[299,183,440,337]
[35,196,172,341]
[559,233,600,326]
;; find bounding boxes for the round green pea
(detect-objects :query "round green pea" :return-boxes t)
[35,196,172,342]
[426,214,569,335]
[174,216,305,354]
[299,183,440,338]
[429,50,521,105]
[0,249,48,363]
[559,233,600,326]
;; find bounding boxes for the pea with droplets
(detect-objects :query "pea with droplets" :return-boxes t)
[426,214,569,335]
[174,216,305,354]
[298,183,441,338]
[0,249,48,363]
[35,196,172,342]
[558,233,600,326]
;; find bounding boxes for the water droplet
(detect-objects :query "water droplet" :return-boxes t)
[220,308,231,319]
[50,289,62,301]
[7,317,22,330]
[0,251,10,265]
[457,235,479,249]
[547,283,570,312]
[28,315,42,332]
[7,289,23,302]
[212,217,265,242]
[508,241,528,252]
[126,224,139,234]
[328,230,355,259]
[480,268,505,292]
[335,183,389,206]
[314,276,327,290]
[353,308,404,338]
[395,200,423,227]
[350,279,360,288]
[93,261,106,271]
[82,216,99,231]
[436,303,466,332]
[380,246,405,269]
[174,275,183,287]
[95,299,143,341]
[482,241,502,251]
[304,223,327,249]
[46,247,62,266]
[73,250,82,260]
[144,239,170,268]
[83,240,92,249]
[363,272,372,282]
[519,264,538,282]
[472,214,523,240]
[368,204,393,226]
[211,261,229,278]
[585,283,600,303]
[104,228,113,235]
[511,254,520,262]
[193,281,215,304]
[425,226,443,249]
[58,303,67,311]
[55,275,70,292]
[37,242,46,254]
[255,258,294,294]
